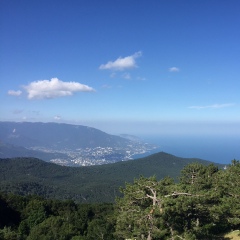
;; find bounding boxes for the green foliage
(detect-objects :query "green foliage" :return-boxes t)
[26,216,77,240]
[0,159,238,239]
[0,194,115,240]
[115,161,240,239]
[115,176,175,239]
[0,227,18,240]
[213,160,240,230]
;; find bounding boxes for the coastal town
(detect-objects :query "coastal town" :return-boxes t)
[32,141,158,166]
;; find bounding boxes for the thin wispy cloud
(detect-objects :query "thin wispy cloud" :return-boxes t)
[101,84,112,89]
[188,103,235,109]
[99,51,142,71]
[24,78,95,100]
[136,76,146,81]
[169,67,180,72]
[13,109,24,114]
[8,90,22,96]
[30,110,40,115]
[110,72,116,78]
[122,73,131,80]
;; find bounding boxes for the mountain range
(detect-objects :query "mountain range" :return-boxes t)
[0,121,157,166]
[0,152,224,203]
[0,121,226,203]
[0,121,135,149]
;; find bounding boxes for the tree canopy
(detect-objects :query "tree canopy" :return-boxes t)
[115,161,240,239]
[0,161,239,239]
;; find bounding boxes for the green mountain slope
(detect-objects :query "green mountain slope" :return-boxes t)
[0,152,224,203]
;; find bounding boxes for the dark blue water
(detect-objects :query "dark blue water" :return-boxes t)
[137,135,240,164]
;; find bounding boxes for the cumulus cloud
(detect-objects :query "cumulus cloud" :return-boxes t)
[169,67,180,72]
[99,51,142,71]
[188,103,235,109]
[8,90,22,96]
[24,78,95,100]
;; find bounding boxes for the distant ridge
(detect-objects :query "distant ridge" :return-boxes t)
[0,121,157,165]
[0,142,68,160]
[0,121,132,149]
[0,152,224,203]
[119,134,142,142]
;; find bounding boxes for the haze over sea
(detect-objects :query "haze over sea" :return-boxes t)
[93,120,240,165]
[137,134,240,165]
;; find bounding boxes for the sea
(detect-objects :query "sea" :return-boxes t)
[134,135,240,165]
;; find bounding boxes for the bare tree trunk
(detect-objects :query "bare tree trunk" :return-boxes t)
[170,226,174,240]
[147,231,152,240]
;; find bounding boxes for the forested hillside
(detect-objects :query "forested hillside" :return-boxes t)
[0,152,223,203]
[0,160,239,239]
[0,193,115,240]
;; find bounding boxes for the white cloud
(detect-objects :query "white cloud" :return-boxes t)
[8,90,22,96]
[169,67,180,72]
[99,51,142,71]
[24,78,95,100]
[54,115,61,120]
[188,103,235,109]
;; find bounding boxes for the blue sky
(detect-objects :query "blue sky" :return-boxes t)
[1,0,240,136]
